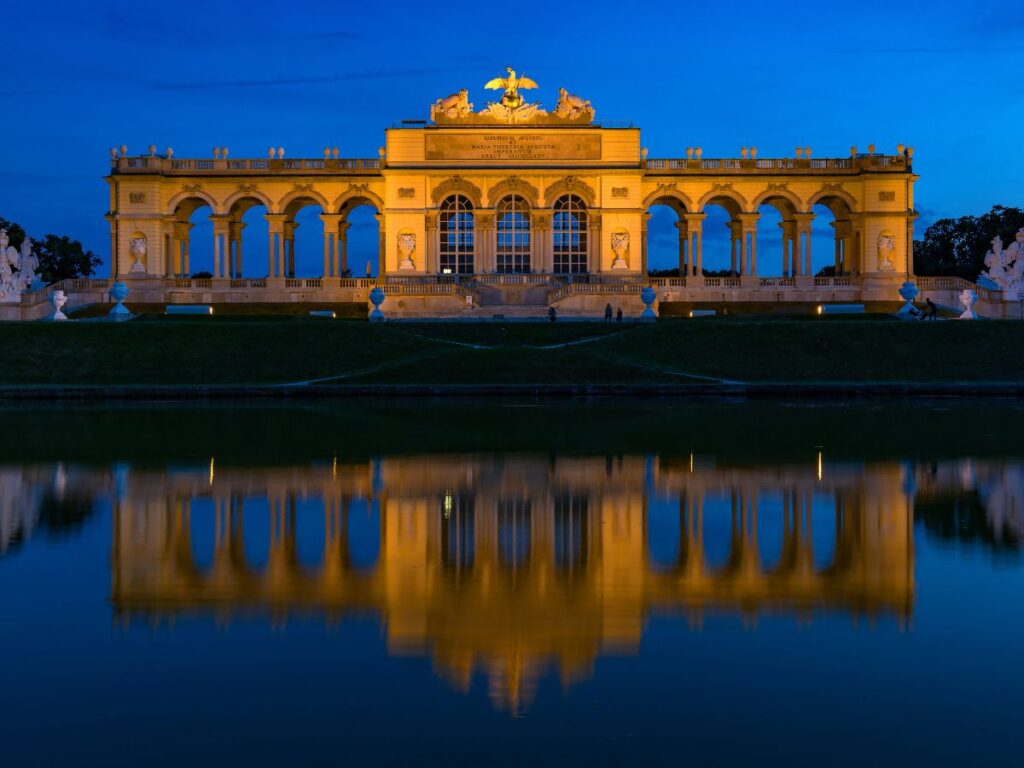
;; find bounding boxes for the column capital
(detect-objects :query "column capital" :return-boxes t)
[264,213,288,233]
[682,212,706,228]
[737,212,760,230]
[793,212,815,228]
[319,213,344,226]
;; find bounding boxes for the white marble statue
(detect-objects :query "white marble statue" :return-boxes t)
[978,232,1024,292]
[430,89,474,121]
[18,237,40,290]
[553,88,594,121]
[0,229,43,300]
[959,288,978,320]
[50,290,68,321]
[0,229,21,300]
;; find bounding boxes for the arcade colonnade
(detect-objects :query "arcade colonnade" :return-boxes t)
[107,140,916,285]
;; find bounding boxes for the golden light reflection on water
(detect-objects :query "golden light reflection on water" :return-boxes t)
[4,454,1023,712]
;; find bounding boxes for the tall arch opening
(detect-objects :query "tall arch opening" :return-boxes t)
[337,196,382,278]
[754,194,799,277]
[644,195,688,276]
[170,196,214,278]
[812,195,856,276]
[227,196,269,279]
[699,196,743,276]
[283,196,326,279]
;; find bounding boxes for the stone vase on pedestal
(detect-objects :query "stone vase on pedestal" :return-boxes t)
[640,286,657,321]
[368,286,386,321]
[896,280,919,318]
[108,281,131,321]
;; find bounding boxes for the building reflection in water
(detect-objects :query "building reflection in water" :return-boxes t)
[3,454,1022,711]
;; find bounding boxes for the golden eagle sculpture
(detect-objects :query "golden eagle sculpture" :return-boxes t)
[484,67,539,110]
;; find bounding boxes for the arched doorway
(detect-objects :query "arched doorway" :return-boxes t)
[552,194,588,275]
[438,194,475,275]
[495,194,531,273]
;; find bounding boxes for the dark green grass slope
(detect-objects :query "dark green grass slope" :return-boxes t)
[1,316,1022,387]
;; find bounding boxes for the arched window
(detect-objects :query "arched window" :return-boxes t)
[439,194,474,274]
[553,194,588,274]
[496,194,531,273]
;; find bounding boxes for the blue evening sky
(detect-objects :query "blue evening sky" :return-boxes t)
[1,0,1021,276]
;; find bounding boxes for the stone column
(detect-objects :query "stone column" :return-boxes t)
[172,222,191,278]
[594,213,605,275]
[211,215,231,279]
[675,219,689,275]
[682,213,705,282]
[738,213,760,277]
[338,222,349,276]
[794,213,815,277]
[183,224,192,277]
[532,212,550,274]
[728,220,742,275]
[780,220,797,276]
[282,221,297,278]
[476,212,494,275]
[375,214,386,277]
[106,214,119,279]
[229,221,245,278]
[319,214,343,277]
[425,213,438,274]
[264,214,287,279]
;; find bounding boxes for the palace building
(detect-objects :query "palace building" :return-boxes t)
[16,66,994,320]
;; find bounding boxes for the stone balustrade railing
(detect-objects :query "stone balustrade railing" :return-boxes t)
[112,157,382,175]
[645,155,909,173]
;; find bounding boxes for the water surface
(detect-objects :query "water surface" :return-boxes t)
[2,402,1022,766]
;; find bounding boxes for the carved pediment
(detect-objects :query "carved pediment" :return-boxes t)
[543,176,596,207]
[487,176,540,207]
[431,176,483,206]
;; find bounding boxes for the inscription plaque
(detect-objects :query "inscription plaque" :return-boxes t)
[425,133,601,162]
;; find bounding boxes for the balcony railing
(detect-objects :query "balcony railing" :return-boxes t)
[112,157,382,175]
[644,156,909,174]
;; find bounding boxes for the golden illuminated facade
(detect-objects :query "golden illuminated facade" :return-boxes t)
[20,68,993,320]
[98,454,915,711]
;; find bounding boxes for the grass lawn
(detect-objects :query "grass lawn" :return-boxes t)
[2,315,1023,388]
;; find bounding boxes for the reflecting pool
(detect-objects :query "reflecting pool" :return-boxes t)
[1,402,1022,766]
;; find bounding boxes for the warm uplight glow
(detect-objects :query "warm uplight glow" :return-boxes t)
[208,457,215,485]
[817,451,823,481]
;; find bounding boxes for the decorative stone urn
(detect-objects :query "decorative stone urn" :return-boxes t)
[109,281,131,321]
[959,288,978,320]
[610,231,630,270]
[640,286,657,320]
[897,280,919,317]
[50,290,68,321]
[368,286,386,321]
[397,232,416,271]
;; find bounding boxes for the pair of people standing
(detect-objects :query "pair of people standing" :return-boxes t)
[604,303,623,323]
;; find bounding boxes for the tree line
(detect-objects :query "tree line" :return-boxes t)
[913,205,1024,279]
[0,216,101,283]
